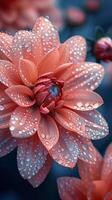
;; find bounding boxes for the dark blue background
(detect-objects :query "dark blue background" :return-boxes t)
[0,0,112,199]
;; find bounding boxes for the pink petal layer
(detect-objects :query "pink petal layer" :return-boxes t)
[57,177,86,200]
[87,181,108,200]
[19,58,38,86]
[61,62,104,91]
[38,48,59,76]
[33,17,60,61]
[0,90,16,129]
[0,89,16,115]
[0,128,17,157]
[77,135,99,164]
[10,107,40,138]
[59,36,87,64]
[64,89,103,111]
[38,115,59,151]
[0,33,13,61]
[0,60,22,87]
[12,31,38,66]
[28,155,52,187]
[17,135,49,180]
[101,144,112,181]
[78,152,102,185]
[55,108,108,140]
[49,127,79,168]
[76,110,109,140]
[5,85,35,107]
[55,108,86,137]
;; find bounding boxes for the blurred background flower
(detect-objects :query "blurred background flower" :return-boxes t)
[57,144,112,200]
[86,0,101,12]
[0,0,63,33]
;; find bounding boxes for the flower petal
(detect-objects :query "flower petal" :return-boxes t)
[59,36,87,64]
[55,108,87,138]
[38,48,59,76]
[104,192,112,200]
[12,31,38,66]
[0,90,17,129]
[57,177,86,200]
[76,110,109,140]
[17,135,49,180]
[5,85,35,107]
[78,151,102,185]
[33,17,60,57]
[10,107,40,138]
[0,33,13,61]
[28,155,52,187]
[38,115,59,151]
[19,58,38,86]
[49,127,79,168]
[101,144,112,181]
[87,181,108,200]
[0,60,22,87]
[0,128,17,157]
[61,62,104,91]
[77,135,99,164]
[64,89,103,111]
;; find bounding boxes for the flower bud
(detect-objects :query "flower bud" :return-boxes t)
[94,37,112,61]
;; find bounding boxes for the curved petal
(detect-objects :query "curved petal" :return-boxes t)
[0,33,13,61]
[0,60,22,87]
[101,144,112,181]
[49,127,79,168]
[0,89,16,115]
[87,181,108,200]
[76,110,109,140]
[17,135,49,180]
[38,115,59,151]
[57,177,87,200]
[33,17,60,61]
[61,62,104,91]
[19,58,38,86]
[28,155,52,187]
[76,136,99,164]
[38,48,59,76]
[0,128,17,157]
[64,89,103,111]
[12,31,38,66]
[59,36,87,64]
[5,85,35,107]
[53,63,72,78]
[55,108,87,138]
[78,152,102,185]
[0,90,17,129]
[10,107,40,138]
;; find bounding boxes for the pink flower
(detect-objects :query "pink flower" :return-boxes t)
[86,0,101,12]
[58,144,112,200]
[0,0,38,31]
[66,8,86,26]
[0,0,63,32]
[0,17,108,187]
[94,37,112,61]
[33,0,55,10]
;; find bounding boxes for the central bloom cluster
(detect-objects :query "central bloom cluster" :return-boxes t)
[33,73,64,114]
[0,17,109,188]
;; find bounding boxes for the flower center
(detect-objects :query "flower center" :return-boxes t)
[49,85,60,97]
[33,73,64,114]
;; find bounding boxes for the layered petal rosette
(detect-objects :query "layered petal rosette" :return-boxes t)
[58,144,112,200]
[0,17,109,187]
